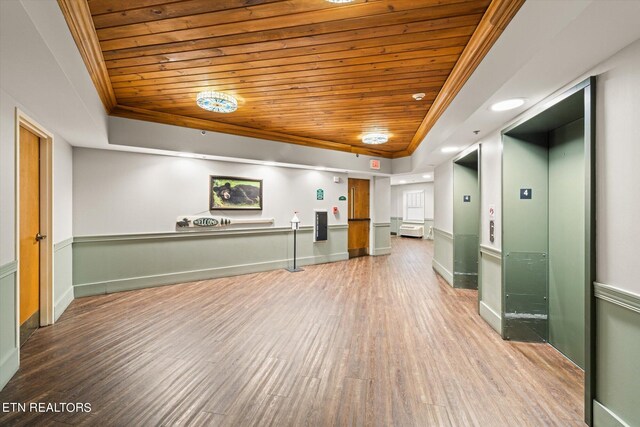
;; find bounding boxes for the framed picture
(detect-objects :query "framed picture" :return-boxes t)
[210,176,263,210]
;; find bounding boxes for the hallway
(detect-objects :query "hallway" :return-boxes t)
[0,238,583,426]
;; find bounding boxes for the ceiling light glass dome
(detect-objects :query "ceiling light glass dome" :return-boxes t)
[196,91,238,113]
[362,133,388,145]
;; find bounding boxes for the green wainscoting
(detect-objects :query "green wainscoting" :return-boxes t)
[423,220,434,240]
[390,217,401,235]
[73,225,349,297]
[594,283,640,427]
[0,261,19,391]
[433,228,453,285]
[479,245,502,334]
[372,223,391,256]
[54,238,74,321]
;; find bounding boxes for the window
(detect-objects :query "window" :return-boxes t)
[403,190,424,223]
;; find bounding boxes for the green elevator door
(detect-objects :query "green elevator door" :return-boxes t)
[548,119,585,368]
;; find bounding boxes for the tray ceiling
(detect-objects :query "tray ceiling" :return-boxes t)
[58,0,523,158]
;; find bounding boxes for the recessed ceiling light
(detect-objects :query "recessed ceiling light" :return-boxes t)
[196,91,238,113]
[412,93,426,101]
[441,146,459,153]
[399,180,407,184]
[362,133,388,145]
[264,161,276,166]
[315,166,326,171]
[422,174,431,178]
[490,98,526,112]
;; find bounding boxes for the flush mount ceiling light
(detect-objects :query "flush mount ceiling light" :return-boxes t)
[490,98,526,112]
[362,133,388,145]
[412,93,426,101]
[196,91,238,113]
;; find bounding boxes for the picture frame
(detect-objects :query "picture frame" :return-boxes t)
[210,175,263,211]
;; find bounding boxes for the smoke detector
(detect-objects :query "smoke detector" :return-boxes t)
[412,93,426,101]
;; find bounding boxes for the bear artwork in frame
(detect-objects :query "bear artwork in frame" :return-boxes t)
[210,176,263,211]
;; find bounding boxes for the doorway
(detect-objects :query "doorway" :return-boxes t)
[347,178,370,258]
[501,78,596,424]
[19,126,41,345]
[16,110,54,347]
[453,149,480,289]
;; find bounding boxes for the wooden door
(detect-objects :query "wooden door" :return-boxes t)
[347,178,370,258]
[19,126,41,345]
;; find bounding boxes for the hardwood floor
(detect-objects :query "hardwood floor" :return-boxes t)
[0,237,584,426]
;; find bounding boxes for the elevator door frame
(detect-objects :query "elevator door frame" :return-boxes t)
[452,147,481,290]
[500,77,596,425]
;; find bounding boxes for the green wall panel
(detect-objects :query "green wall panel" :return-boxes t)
[0,262,19,391]
[479,247,502,334]
[373,223,391,256]
[390,217,401,235]
[73,226,348,297]
[433,229,453,285]
[548,119,586,369]
[596,296,640,426]
[54,240,74,321]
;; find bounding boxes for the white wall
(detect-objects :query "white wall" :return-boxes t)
[594,38,640,294]
[0,89,74,262]
[433,162,453,232]
[390,182,434,220]
[480,135,501,250]
[109,116,394,175]
[73,148,349,236]
[54,138,73,243]
[372,177,391,224]
[0,89,17,265]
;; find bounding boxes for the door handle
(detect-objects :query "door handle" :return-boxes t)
[35,233,47,241]
[350,187,355,219]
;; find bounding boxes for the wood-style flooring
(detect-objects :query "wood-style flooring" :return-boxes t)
[0,237,584,426]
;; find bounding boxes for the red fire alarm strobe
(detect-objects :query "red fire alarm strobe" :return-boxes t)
[370,159,380,170]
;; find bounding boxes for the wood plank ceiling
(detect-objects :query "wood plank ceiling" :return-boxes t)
[58,0,524,158]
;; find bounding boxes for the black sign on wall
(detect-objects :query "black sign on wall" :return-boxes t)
[315,211,328,242]
[520,188,533,199]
